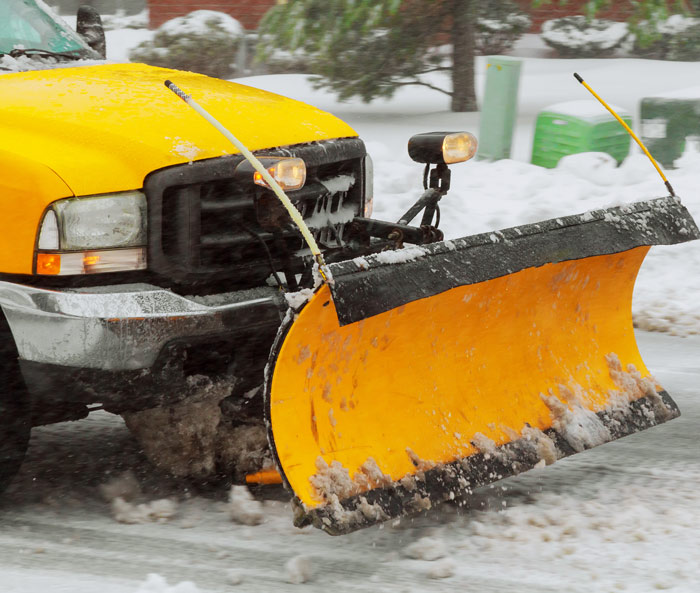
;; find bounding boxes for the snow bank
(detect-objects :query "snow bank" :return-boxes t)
[231,64,700,337]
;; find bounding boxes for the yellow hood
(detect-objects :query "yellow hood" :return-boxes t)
[0,62,358,197]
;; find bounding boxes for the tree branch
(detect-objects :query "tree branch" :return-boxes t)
[416,66,452,74]
[393,80,453,96]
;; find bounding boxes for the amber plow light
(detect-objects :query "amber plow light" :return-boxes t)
[263,197,699,535]
[36,248,147,275]
[408,131,478,164]
[442,132,478,163]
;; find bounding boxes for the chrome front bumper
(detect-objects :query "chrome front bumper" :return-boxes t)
[0,281,286,371]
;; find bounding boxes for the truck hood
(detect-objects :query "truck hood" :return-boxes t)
[0,62,358,197]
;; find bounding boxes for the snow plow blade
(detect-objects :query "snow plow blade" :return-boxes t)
[265,197,699,535]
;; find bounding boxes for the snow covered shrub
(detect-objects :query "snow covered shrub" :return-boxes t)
[257,45,313,75]
[475,0,531,55]
[129,10,243,78]
[541,16,629,58]
[101,9,149,31]
[631,14,700,60]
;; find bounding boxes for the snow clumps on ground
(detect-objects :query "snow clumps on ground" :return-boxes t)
[227,485,264,526]
[99,470,178,524]
[98,470,142,503]
[135,574,200,593]
[111,497,178,525]
[285,555,313,584]
[403,537,456,579]
[403,536,447,561]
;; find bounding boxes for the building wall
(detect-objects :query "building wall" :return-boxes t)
[52,0,146,15]
[146,0,634,32]
[148,0,277,29]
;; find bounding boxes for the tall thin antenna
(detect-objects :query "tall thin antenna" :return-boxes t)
[574,72,676,198]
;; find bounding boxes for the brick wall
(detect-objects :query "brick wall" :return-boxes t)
[148,0,277,30]
[147,0,634,33]
[514,0,634,31]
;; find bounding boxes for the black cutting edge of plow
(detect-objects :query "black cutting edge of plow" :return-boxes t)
[298,390,680,535]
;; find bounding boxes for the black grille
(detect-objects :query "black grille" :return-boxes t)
[145,138,367,287]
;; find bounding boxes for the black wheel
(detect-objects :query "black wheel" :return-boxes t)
[0,327,31,495]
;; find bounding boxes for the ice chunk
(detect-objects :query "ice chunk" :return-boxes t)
[98,470,141,502]
[403,537,447,561]
[285,555,313,584]
[226,569,243,585]
[228,486,264,526]
[111,497,178,524]
[135,573,200,593]
[427,558,456,579]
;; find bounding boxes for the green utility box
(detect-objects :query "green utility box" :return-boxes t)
[640,89,700,168]
[477,57,522,161]
[531,100,632,169]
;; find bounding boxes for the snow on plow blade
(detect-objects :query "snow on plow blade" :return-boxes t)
[265,197,699,535]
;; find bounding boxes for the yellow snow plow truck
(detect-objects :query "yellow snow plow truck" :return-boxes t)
[1,1,698,535]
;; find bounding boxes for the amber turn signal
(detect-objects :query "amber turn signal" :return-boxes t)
[36,248,147,275]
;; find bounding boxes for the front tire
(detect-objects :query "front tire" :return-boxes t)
[0,336,31,495]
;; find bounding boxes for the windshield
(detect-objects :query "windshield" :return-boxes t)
[0,0,91,55]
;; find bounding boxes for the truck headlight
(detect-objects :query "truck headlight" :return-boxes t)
[35,191,147,275]
[54,192,147,250]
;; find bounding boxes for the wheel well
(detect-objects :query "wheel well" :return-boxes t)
[0,308,19,362]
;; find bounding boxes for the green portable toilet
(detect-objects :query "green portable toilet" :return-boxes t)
[640,87,700,169]
[531,100,632,169]
[477,56,522,161]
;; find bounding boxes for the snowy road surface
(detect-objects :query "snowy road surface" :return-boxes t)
[1,330,698,592]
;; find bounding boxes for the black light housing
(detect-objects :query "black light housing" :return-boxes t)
[408,131,478,165]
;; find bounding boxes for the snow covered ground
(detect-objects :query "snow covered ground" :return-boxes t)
[4,15,700,593]
[2,331,699,592]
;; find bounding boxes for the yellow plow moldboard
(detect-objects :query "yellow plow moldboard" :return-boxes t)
[265,197,699,535]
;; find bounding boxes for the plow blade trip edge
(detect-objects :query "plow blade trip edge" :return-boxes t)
[265,197,699,535]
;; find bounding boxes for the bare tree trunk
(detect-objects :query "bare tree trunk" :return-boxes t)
[451,0,477,112]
